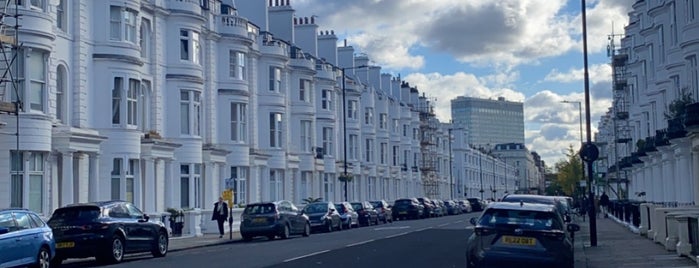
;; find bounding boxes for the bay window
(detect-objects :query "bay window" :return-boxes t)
[180,29,201,64]
[269,67,281,91]
[299,79,310,102]
[269,112,283,148]
[229,51,246,80]
[110,6,137,43]
[180,90,201,136]
[322,127,333,156]
[11,151,44,213]
[321,89,333,110]
[300,120,312,152]
[348,100,358,119]
[180,163,202,208]
[11,49,46,112]
[230,102,247,142]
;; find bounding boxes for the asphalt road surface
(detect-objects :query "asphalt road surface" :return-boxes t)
[59,212,478,268]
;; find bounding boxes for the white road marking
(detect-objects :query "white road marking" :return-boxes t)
[454,220,464,223]
[384,232,410,239]
[416,227,432,232]
[465,226,475,230]
[346,239,375,247]
[438,223,450,227]
[373,226,410,231]
[282,250,330,262]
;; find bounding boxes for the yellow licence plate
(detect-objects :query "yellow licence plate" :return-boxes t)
[502,236,536,246]
[56,242,75,249]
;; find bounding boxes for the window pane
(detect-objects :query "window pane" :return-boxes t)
[29,175,42,213]
[126,177,134,203]
[181,177,189,208]
[11,174,22,207]
[110,7,121,40]
[111,177,120,200]
[180,102,189,134]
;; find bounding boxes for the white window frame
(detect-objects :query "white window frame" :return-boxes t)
[229,51,246,80]
[380,142,387,164]
[180,163,201,208]
[12,49,47,113]
[231,166,248,205]
[56,66,67,123]
[321,89,333,110]
[322,127,333,156]
[112,77,123,125]
[127,78,140,127]
[348,100,358,119]
[10,151,44,213]
[300,120,312,152]
[180,29,201,64]
[299,79,311,102]
[111,158,122,200]
[379,113,387,129]
[323,173,334,202]
[56,0,67,32]
[364,107,373,125]
[180,90,201,136]
[269,169,283,201]
[349,134,358,160]
[230,102,247,142]
[269,66,281,91]
[365,138,374,163]
[110,6,137,43]
[140,18,151,58]
[392,145,399,166]
[139,80,151,132]
[269,112,283,148]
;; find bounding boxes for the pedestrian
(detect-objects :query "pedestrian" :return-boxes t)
[211,196,229,238]
[600,191,610,218]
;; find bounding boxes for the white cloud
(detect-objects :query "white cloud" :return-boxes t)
[544,63,612,83]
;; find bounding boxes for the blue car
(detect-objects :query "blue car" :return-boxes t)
[0,208,55,268]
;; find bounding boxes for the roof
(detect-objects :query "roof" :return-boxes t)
[0,208,30,213]
[485,201,558,213]
[501,194,558,204]
[60,200,125,208]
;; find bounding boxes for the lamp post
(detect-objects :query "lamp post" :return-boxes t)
[341,65,368,202]
[448,126,463,200]
[581,0,598,246]
[562,100,586,192]
[479,151,484,200]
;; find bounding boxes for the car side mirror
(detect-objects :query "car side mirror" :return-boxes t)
[567,223,581,233]
[563,214,571,223]
[0,227,8,234]
[138,214,150,223]
[469,217,478,225]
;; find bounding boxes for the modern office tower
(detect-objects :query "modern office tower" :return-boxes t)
[450,96,524,149]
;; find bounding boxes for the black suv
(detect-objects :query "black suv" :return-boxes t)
[392,198,424,220]
[417,197,434,218]
[48,201,168,265]
[240,200,311,241]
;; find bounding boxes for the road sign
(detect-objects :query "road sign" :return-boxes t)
[222,189,234,204]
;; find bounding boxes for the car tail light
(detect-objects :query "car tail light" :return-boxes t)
[474,227,495,236]
[541,230,565,240]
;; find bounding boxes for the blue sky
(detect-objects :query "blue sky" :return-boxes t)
[288,0,635,166]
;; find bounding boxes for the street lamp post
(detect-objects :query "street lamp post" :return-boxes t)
[562,100,586,192]
[448,127,463,200]
[341,65,368,202]
[479,152,484,200]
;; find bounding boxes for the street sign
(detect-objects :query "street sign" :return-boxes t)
[222,189,234,204]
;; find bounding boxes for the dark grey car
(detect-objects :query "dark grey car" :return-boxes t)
[302,202,342,232]
[240,200,311,241]
[466,202,580,268]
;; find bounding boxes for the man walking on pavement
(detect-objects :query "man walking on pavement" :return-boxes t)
[212,196,229,238]
[600,191,610,218]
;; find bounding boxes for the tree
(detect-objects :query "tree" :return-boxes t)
[553,146,584,196]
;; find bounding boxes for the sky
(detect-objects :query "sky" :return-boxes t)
[288,0,636,167]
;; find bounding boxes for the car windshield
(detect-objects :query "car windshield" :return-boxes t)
[394,200,412,205]
[336,204,347,213]
[303,204,328,213]
[244,204,276,215]
[350,203,363,210]
[369,201,382,208]
[478,208,562,231]
[49,206,101,222]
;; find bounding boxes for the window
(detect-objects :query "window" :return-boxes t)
[379,113,387,129]
[180,29,201,64]
[230,102,247,142]
[126,159,137,203]
[392,119,399,133]
[110,6,137,43]
[300,171,311,204]
[127,79,140,126]
[56,0,66,31]
[322,127,333,156]
[181,163,201,208]
[269,112,283,148]
[688,0,696,22]
[28,0,43,10]
[140,19,151,58]
[403,124,407,136]
[56,66,67,123]
[323,173,334,202]
[348,100,358,119]
[180,90,201,136]
[364,108,373,125]
[12,49,47,112]
[111,158,122,200]
[300,120,312,152]
[269,66,281,91]
[365,138,374,162]
[10,152,44,213]
[392,146,399,166]
[112,78,122,124]
[270,169,283,201]
[380,142,387,164]
[229,51,246,80]
[321,89,333,110]
[349,134,358,160]
[140,80,151,132]
[231,167,248,205]
[299,79,310,102]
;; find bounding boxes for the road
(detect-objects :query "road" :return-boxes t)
[60,212,478,268]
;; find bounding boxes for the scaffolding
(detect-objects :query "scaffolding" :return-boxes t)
[416,92,440,199]
[0,0,19,114]
[608,33,630,199]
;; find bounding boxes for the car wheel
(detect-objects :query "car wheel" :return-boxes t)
[280,224,290,239]
[33,246,50,268]
[100,234,125,264]
[151,230,168,257]
[302,222,311,237]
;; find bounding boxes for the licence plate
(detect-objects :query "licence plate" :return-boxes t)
[56,242,75,249]
[252,218,266,223]
[502,236,536,246]
[399,211,407,214]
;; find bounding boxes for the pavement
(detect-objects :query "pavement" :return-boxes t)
[574,213,697,268]
[166,213,699,268]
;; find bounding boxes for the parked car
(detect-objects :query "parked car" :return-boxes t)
[350,201,380,226]
[433,200,446,217]
[335,202,359,229]
[303,202,342,232]
[467,198,486,212]
[444,200,462,215]
[417,197,435,218]
[457,200,473,213]
[48,201,168,265]
[370,200,393,223]
[0,208,55,268]
[500,194,571,222]
[392,198,424,220]
[466,202,580,268]
[240,200,311,241]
